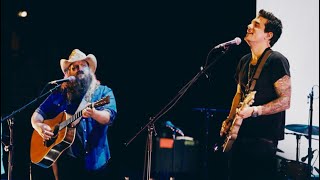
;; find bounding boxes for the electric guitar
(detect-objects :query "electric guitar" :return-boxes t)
[215,91,256,152]
[30,96,110,168]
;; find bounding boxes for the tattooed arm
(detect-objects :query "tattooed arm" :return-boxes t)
[257,75,291,115]
[237,75,291,118]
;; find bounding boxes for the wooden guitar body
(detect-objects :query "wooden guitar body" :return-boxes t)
[30,112,75,168]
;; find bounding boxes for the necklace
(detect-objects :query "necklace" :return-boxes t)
[245,62,256,93]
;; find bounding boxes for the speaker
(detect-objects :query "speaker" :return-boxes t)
[153,136,200,174]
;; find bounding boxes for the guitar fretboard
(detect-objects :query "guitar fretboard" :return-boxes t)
[58,103,93,130]
[56,96,109,130]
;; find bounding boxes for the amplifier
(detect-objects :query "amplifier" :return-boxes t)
[153,136,200,174]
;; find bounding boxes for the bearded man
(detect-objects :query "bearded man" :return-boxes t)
[31,49,117,180]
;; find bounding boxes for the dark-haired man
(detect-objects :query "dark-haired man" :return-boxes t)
[220,9,291,180]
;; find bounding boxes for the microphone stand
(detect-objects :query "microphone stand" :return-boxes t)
[124,47,231,180]
[1,84,61,180]
[307,87,314,179]
[202,109,212,180]
[172,130,176,178]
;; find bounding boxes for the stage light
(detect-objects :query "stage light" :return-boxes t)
[18,11,28,18]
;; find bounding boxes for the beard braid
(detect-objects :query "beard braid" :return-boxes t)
[66,73,93,103]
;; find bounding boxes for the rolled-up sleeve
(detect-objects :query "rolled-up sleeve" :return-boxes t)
[94,85,117,124]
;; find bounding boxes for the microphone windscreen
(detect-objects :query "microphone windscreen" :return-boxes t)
[165,121,173,127]
[234,37,242,45]
[68,76,76,82]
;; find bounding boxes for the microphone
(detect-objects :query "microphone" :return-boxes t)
[175,128,184,137]
[214,37,242,49]
[165,121,184,136]
[48,76,76,84]
[301,149,317,162]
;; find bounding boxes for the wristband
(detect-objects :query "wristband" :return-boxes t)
[251,106,259,117]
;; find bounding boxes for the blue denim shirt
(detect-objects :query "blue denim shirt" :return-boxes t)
[35,85,117,171]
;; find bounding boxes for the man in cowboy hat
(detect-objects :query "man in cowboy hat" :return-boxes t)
[31,49,117,179]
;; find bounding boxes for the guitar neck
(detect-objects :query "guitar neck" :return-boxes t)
[59,111,81,130]
[59,104,92,130]
[57,96,109,130]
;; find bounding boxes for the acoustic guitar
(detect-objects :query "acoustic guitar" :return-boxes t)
[30,96,110,168]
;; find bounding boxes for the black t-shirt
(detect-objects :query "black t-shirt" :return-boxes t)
[235,48,290,140]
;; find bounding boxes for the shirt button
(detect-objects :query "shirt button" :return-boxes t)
[85,151,88,154]
[85,140,87,143]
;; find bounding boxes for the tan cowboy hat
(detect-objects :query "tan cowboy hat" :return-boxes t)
[60,49,97,74]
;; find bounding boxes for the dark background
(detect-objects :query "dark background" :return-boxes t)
[1,1,256,179]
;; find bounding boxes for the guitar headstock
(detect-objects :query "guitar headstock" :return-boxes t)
[244,91,256,106]
[93,96,110,108]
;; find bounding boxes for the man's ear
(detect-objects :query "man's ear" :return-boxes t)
[266,32,273,40]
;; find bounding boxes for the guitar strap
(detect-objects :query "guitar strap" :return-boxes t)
[71,80,98,127]
[249,49,272,91]
[70,98,88,127]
